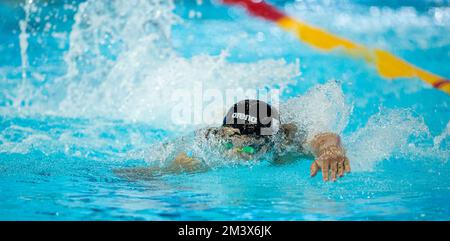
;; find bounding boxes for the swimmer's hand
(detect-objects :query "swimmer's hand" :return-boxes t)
[114,153,207,180]
[309,133,350,182]
[167,152,205,172]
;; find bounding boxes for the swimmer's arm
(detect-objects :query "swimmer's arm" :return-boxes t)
[194,126,240,140]
[114,152,208,180]
[195,127,218,139]
[273,123,312,164]
[275,126,351,181]
[308,133,351,181]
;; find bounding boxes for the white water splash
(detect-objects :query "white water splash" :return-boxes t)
[11,0,299,133]
[345,109,434,171]
[280,83,442,172]
[136,82,445,173]
[0,0,299,158]
[19,0,33,82]
[434,121,450,152]
[281,81,352,143]
[16,0,34,110]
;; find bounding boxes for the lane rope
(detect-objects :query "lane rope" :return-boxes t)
[222,0,450,95]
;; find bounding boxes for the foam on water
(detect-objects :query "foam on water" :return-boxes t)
[0,117,155,160]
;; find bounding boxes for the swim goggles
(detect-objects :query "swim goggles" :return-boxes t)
[223,141,258,154]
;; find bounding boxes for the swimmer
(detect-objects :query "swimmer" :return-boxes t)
[115,99,350,182]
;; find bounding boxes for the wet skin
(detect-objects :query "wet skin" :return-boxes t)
[114,125,350,182]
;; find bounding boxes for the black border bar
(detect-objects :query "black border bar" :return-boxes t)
[1,221,448,240]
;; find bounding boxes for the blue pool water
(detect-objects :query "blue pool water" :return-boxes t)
[0,0,449,220]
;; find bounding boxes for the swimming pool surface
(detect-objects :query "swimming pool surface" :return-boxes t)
[0,0,449,220]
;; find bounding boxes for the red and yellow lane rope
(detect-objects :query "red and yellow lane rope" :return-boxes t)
[222,0,450,95]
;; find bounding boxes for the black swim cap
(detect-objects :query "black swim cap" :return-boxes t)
[223,99,280,136]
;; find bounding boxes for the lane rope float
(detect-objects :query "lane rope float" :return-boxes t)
[222,0,450,95]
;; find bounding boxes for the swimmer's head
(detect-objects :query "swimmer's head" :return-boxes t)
[222,99,280,136]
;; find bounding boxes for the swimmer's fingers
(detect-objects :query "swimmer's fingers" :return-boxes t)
[310,161,319,177]
[337,156,345,177]
[322,159,330,181]
[344,156,351,173]
[330,159,338,181]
